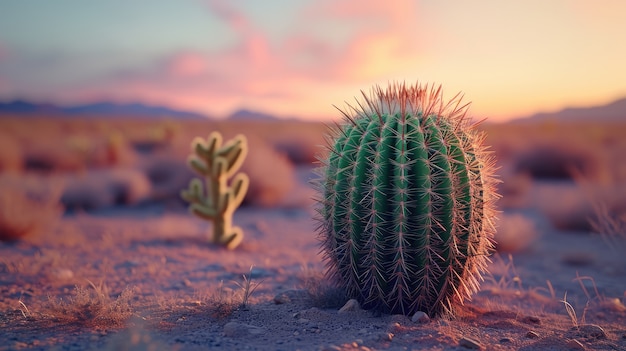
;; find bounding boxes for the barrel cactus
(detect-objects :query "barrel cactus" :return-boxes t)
[315,82,498,317]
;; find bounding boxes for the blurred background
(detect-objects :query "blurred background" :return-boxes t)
[1,0,625,250]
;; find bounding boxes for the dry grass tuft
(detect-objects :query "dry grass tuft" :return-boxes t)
[45,280,135,328]
[299,268,348,309]
[206,281,238,319]
[589,201,626,250]
[483,254,524,293]
[234,266,264,308]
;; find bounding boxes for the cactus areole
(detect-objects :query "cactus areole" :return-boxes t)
[315,82,498,317]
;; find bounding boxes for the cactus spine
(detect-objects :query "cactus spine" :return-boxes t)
[315,82,498,316]
[181,132,249,250]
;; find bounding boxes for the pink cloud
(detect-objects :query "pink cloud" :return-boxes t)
[31,0,428,119]
[166,51,209,77]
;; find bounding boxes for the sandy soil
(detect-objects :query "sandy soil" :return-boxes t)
[1,117,625,351]
[1,166,625,351]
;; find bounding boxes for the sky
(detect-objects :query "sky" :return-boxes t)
[0,0,625,122]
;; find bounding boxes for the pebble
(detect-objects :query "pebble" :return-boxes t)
[459,336,483,350]
[338,299,361,313]
[50,268,74,280]
[566,339,585,350]
[374,332,394,342]
[273,289,308,304]
[526,331,540,339]
[223,322,266,337]
[575,324,606,339]
[411,311,430,324]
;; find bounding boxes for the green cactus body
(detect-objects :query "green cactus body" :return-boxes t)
[316,82,498,316]
[181,132,249,250]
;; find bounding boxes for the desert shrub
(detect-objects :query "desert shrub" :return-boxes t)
[0,175,63,241]
[60,168,152,212]
[495,212,539,252]
[23,148,85,174]
[512,142,606,182]
[140,154,194,204]
[272,136,320,165]
[0,133,23,173]
[87,132,137,168]
[496,162,532,209]
[240,136,295,207]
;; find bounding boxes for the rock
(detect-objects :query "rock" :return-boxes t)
[338,299,361,313]
[459,336,483,350]
[223,322,265,337]
[575,324,607,339]
[411,311,430,324]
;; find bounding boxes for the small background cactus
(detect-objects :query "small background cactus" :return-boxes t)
[315,82,498,316]
[181,132,249,250]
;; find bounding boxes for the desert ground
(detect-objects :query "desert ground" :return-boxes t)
[0,115,625,351]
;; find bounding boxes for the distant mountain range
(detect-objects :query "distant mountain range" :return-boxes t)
[0,100,208,119]
[513,97,626,123]
[2,97,624,123]
[227,108,297,121]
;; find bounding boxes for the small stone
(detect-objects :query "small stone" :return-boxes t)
[338,299,361,313]
[565,339,585,350]
[576,324,607,339]
[51,268,74,280]
[274,289,308,304]
[373,332,394,342]
[223,322,265,337]
[411,311,430,324]
[387,322,402,332]
[526,331,540,339]
[459,336,483,350]
[499,337,513,343]
[521,316,541,325]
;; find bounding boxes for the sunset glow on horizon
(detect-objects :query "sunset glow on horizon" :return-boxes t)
[1,0,625,122]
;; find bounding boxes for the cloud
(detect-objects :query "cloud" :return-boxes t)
[0,0,428,119]
[166,51,209,78]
